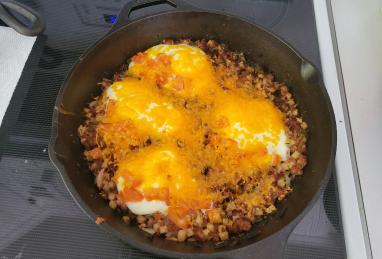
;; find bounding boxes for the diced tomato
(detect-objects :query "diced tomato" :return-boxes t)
[131,52,147,64]
[120,188,144,202]
[144,187,169,202]
[155,72,168,87]
[157,53,171,66]
[146,59,156,67]
[273,154,281,165]
[123,174,141,189]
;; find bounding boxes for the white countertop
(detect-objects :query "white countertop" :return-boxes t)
[330,0,382,258]
[0,27,36,126]
[313,1,376,258]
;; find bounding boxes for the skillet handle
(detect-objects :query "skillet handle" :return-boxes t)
[112,0,199,32]
[0,0,45,36]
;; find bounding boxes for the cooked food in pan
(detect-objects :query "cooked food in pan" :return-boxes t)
[78,39,308,242]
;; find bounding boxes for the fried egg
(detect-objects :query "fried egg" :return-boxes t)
[128,44,218,97]
[212,90,289,168]
[113,146,211,216]
[104,77,188,135]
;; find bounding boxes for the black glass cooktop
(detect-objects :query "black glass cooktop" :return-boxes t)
[0,0,346,258]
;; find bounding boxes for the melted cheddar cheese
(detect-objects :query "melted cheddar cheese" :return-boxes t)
[96,43,290,226]
[128,44,219,97]
[114,145,212,211]
[104,78,190,135]
[213,90,287,166]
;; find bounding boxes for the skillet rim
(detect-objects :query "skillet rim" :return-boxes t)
[48,9,337,259]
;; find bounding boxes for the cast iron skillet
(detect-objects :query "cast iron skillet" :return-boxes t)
[49,0,336,258]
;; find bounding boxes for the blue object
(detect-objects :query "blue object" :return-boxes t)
[104,14,117,24]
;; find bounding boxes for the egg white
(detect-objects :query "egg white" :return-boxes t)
[127,199,168,215]
[228,122,289,161]
[266,130,288,161]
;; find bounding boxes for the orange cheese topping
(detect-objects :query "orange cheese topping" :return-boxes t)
[95,43,289,224]
[114,145,212,209]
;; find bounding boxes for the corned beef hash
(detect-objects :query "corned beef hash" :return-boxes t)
[78,39,308,242]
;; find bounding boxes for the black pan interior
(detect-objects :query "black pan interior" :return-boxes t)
[49,11,335,257]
